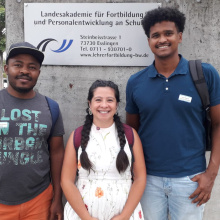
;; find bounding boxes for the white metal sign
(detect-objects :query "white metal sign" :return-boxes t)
[24,3,160,66]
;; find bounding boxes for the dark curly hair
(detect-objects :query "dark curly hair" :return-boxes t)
[80,80,129,173]
[142,7,186,38]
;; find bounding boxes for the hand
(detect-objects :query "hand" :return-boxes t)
[49,200,64,220]
[189,172,215,206]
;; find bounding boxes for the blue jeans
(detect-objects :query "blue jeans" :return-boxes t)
[141,174,205,220]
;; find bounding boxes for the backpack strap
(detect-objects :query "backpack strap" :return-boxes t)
[189,60,210,109]
[123,124,134,147]
[45,96,60,149]
[189,60,212,151]
[73,125,83,157]
[123,124,134,161]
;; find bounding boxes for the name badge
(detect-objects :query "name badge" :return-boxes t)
[178,94,192,103]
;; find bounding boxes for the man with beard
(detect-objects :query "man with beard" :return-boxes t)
[126,7,220,220]
[0,42,65,220]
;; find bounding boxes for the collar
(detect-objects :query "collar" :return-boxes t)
[148,55,188,78]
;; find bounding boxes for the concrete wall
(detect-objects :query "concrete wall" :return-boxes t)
[5,0,220,219]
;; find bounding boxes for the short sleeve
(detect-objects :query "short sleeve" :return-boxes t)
[125,76,139,114]
[51,108,65,136]
[202,63,220,106]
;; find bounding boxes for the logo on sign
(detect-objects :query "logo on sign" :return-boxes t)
[37,38,73,53]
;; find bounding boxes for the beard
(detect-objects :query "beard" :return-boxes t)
[9,82,35,94]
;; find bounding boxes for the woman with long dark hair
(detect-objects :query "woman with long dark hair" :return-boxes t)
[61,80,146,220]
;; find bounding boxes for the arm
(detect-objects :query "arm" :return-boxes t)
[61,132,98,220]
[49,136,65,220]
[190,104,220,206]
[111,128,146,220]
[126,113,140,132]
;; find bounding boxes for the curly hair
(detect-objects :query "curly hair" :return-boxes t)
[142,7,186,38]
[80,80,129,173]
